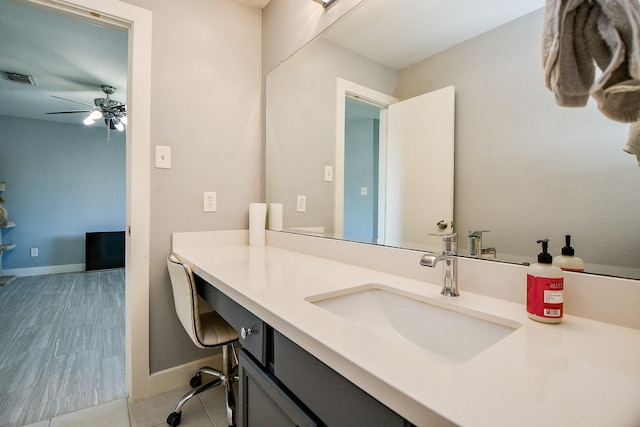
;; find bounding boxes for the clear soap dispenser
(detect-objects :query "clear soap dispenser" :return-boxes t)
[553,235,585,272]
[527,239,564,324]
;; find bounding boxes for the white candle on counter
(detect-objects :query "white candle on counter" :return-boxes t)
[268,203,283,231]
[249,203,267,246]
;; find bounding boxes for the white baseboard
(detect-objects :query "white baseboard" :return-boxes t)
[3,263,86,277]
[148,354,222,398]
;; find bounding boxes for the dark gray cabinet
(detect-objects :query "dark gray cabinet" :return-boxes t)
[195,274,266,364]
[273,332,411,427]
[196,275,414,427]
[238,350,320,427]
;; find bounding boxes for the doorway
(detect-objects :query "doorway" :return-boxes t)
[334,78,397,240]
[19,0,152,406]
[343,97,382,243]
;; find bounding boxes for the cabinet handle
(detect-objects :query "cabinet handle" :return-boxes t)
[240,327,253,339]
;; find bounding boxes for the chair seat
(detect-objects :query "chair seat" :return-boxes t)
[166,255,239,426]
[199,311,239,347]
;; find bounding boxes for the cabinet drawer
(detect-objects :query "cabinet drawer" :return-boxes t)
[238,308,264,364]
[238,350,320,427]
[274,331,411,427]
[195,275,266,364]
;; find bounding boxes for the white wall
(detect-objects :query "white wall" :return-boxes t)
[121,0,262,373]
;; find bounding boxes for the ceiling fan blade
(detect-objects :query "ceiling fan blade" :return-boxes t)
[46,110,92,114]
[50,95,95,108]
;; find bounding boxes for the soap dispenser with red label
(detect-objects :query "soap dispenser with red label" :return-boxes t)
[527,239,564,324]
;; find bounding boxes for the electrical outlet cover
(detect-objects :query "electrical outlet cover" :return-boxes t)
[203,191,217,212]
[296,195,307,212]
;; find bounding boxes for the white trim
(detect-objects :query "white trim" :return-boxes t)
[3,263,85,277]
[148,354,221,397]
[24,0,152,402]
[334,78,397,238]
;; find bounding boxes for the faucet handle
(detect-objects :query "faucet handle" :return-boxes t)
[468,230,491,257]
[429,232,457,240]
[468,229,490,237]
[430,232,457,253]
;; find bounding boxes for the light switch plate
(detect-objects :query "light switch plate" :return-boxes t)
[324,165,333,182]
[203,191,217,212]
[155,145,171,169]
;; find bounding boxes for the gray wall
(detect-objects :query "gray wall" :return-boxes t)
[265,37,397,232]
[0,115,125,271]
[121,0,262,373]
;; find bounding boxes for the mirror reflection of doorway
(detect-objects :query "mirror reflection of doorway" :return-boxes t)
[337,81,455,251]
[343,98,383,243]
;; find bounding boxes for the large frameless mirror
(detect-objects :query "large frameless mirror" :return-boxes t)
[265,0,640,279]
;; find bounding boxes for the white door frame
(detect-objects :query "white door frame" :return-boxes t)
[335,78,397,239]
[24,0,152,401]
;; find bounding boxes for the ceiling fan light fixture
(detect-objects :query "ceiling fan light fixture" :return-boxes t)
[89,110,102,120]
[48,85,126,140]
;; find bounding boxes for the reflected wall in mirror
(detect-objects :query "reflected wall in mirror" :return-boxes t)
[266,0,640,279]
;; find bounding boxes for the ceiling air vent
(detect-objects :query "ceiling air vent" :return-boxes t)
[2,71,37,86]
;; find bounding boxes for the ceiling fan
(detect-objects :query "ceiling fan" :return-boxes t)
[47,84,126,142]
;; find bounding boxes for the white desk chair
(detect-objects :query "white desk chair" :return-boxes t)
[166,255,239,427]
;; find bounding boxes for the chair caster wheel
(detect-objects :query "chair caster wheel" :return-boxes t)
[167,411,182,426]
[190,372,202,388]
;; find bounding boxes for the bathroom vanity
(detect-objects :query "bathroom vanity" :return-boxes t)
[172,230,640,427]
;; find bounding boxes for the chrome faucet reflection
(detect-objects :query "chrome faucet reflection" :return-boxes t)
[420,233,459,297]
[468,230,497,259]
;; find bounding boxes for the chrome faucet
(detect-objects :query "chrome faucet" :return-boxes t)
[420,233,459,297]
[468,230,496,259]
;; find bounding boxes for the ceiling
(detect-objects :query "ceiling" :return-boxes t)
[0,0,128,126]
[324,0,545,70]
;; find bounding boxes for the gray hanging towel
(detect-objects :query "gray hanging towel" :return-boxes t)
[588,0,640,123]
[542,0,595,107]
[542,0,640,123]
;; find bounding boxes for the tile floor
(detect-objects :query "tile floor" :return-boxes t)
[0,270,125,427]
[1,270,233,427]
[22,384,232,427]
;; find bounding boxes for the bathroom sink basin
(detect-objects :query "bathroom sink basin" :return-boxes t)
[306,284,521,365]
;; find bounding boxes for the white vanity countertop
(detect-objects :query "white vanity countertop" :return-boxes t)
[173,237,640,427]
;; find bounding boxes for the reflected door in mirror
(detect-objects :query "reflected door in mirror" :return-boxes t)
[385,86,455,250]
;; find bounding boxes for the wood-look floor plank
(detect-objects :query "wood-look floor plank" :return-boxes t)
[0,269,125,427]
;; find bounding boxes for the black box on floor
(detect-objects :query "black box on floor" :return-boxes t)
[85,231,125,271]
